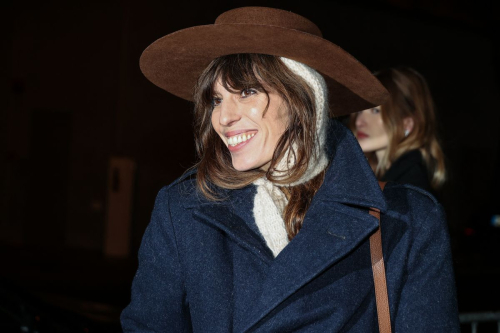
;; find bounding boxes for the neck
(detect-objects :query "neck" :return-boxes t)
[375,148,387,165]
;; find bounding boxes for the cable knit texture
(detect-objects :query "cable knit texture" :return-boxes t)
[253,58,329,257]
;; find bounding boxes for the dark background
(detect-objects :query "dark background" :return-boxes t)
[1,0,499,332]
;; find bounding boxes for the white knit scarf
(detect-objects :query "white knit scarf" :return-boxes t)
[253,58,329,257]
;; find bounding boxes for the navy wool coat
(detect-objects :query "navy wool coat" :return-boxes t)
[121,121,460,332]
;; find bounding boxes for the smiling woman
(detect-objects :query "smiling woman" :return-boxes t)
[194,54,320,184]
[121,7,459,332]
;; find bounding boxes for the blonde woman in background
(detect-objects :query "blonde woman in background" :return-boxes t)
[351,67,446,196]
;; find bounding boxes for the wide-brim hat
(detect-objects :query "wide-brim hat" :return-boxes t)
[140,7,388,115]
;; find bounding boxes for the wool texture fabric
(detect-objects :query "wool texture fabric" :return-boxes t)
[252,58,329,257]
[121,119,460,332]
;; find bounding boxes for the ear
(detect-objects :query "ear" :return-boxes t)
[403,117,414,133]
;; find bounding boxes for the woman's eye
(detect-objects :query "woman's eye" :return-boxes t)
[371,107,381,114]
[241,88,257,98]
[212,97,222,107]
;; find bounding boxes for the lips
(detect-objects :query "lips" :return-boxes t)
[357,131,368,139]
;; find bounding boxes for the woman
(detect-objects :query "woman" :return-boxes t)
[121,7,459,332]
[351,67,446,195]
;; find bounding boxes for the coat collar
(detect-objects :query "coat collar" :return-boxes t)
[382,149,424,181]
[179,120,386,331]
[180,119,386,263]
[319,119,386,211]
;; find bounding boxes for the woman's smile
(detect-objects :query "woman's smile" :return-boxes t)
[225,131,257,149]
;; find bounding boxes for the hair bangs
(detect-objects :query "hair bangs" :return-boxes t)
[219,55,267,94]
[199,54,271,108]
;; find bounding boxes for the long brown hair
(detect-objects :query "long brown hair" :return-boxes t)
[350,67,446,189]
[193,54,326,239]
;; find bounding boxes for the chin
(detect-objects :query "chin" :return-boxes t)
[359,144,374,153]
[231,157,267,172]
[360,145,385,154]
[232,165,252,172]
[231,160,255,172]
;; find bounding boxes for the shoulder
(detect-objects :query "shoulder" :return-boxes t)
[383,150,432,190]
[382,181,444,230]
[165,168,198,194]
[381,182,452,269]
[384,180,438,207]
[154,168,205,211]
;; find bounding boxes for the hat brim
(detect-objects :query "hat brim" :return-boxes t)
[140,24,389,115]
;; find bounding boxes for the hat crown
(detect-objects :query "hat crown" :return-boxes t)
[215,7,322,38]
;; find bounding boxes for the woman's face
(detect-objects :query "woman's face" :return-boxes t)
[354,106,389,156]
[211,81,289,171]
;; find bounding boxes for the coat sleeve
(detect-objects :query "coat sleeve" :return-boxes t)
[121,187,192,332]
[394,202,460,332]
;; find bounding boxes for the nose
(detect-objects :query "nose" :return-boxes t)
[218,98,241,127]
[355,110,368,129]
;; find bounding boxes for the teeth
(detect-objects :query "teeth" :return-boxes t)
[228,133,255,147]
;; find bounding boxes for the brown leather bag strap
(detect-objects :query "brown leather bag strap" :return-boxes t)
[369,181,392,333]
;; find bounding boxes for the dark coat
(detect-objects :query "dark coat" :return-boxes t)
[381,150,434,194]
[121,121,459,332]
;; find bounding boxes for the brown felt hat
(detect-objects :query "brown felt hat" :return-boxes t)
[140,7,388,115]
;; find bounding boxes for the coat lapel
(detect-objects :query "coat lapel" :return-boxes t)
[191,187,275,264]
[238,198,379,332]
[236,121,387,331]
[182,120,387,331]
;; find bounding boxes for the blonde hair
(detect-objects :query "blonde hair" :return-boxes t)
[193,54,325,239]
[350,67,446,189]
